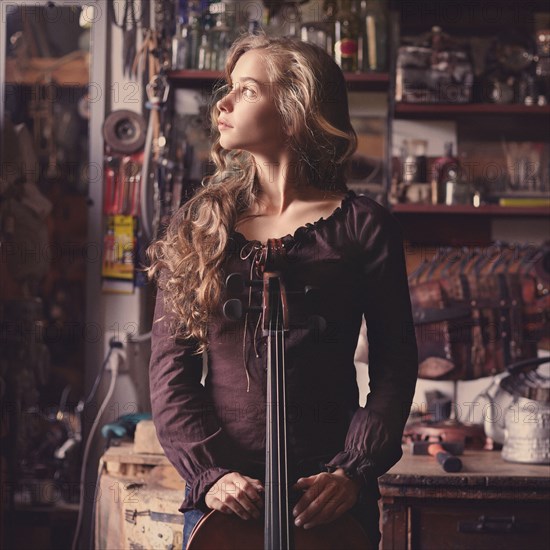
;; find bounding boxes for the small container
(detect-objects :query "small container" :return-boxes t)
[412,139,428,182]
[403,153,418,184]
[431,142,460,204]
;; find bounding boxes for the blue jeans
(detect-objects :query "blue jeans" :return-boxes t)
[181,484,381,549]
[182,486,204,549]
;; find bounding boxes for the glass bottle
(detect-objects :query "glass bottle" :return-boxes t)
[431,142,460,204]
[535,29,550,105]
[187,4,202,69]
[208,1,232,71]
[302,0,333,54]
[265,2,302,38]
[324,1,337,56]
[197,33,212,70]
[402,140,417,184]
[334,0,360,72]
[172,18,190,69]
[361,0,388,72]
[412,139,428,182]
[285,2,302,37]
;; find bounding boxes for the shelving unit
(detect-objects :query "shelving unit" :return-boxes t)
[167,69,222,84]
[389,0,550,248]
[392,203,549,246]
[167,69,390,92]
[5,53,89,86]
[392,203,550,216]
[165,0,549,246]
[394,103,550,118]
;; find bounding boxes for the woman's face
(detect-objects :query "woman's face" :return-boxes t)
[216,49,288,156]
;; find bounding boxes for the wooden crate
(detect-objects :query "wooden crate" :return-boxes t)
[95,443,185,550]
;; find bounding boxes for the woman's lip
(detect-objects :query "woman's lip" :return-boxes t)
[218,120,233,128]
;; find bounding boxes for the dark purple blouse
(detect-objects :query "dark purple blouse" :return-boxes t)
[149,190,418,513]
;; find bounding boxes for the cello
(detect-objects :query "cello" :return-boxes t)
[187,239,373,550]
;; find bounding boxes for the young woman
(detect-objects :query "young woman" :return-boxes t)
[148,34,418,549]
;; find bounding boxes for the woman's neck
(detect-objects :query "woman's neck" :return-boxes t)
[253,152,324,215]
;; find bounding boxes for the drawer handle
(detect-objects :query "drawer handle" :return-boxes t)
[458,515,530,534]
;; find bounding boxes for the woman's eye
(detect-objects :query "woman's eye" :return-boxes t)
[242,86,257,99]
[223,83,258,100]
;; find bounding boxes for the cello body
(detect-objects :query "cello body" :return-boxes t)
[187,510,372,550]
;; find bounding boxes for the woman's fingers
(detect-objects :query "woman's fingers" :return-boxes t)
[205,472,264,520]
[242,475,265,507]
[219,492,254,519]
[206,470,358,527]
[293,472,359,529]
[294,474,335,527]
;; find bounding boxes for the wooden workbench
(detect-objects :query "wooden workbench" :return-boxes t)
[378,448,550,550]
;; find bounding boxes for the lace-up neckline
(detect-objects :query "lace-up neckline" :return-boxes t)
[231,189,356,246]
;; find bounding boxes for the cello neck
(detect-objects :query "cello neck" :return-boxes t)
[263,272,294,550]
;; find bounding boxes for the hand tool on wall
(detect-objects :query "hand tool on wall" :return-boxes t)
[108,0,146,78]
[411,441,464,472]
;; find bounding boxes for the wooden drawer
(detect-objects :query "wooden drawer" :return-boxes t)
[380,447,550,550]
[412,500,550,550]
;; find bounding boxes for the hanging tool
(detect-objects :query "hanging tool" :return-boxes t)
[103,157,120,215]
[140,73,170,240]
[108,0,146,78]
[103,110,147,155]
[410,441,464,472]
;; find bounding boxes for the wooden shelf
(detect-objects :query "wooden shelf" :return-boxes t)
[167,70,389,91]
[394,102,550,119]
[391,203,550,216]
[168,69,224,83]
[344,71,390,91]
[5,54,89,87]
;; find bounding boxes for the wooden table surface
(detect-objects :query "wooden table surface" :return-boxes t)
[379,446,550,499]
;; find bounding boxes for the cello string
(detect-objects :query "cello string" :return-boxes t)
[276,284,291,548]
[281,305,291,547]
[266,312,272,549]
[266,319,275,548]
[275,291,282,547]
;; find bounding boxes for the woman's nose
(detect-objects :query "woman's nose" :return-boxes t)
[217,92,232,113]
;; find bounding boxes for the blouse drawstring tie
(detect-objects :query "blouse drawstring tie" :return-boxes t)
[239,241,265,392]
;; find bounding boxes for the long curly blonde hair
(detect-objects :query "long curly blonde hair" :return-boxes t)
[147,33,357,353]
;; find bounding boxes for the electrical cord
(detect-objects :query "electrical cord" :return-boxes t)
[85,337,123,406]
[127,330,151,343]
[89,458,105,550]
[58,384,72,412]
[139,108,157,241]
[71,341,122,550]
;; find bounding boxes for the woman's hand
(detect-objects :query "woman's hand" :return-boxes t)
[205,472,264,520]
[292,469,361,529]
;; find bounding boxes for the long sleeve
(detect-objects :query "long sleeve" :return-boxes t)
[326,200,418,482]
[149,287,232,512]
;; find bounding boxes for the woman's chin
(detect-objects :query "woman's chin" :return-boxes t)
[219,137,238,150]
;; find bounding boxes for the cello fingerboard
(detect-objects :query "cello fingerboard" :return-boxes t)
[265,274,294,550]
